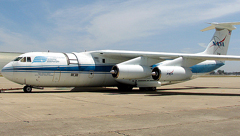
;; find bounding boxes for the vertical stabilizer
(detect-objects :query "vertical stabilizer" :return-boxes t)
[201,22,240,55]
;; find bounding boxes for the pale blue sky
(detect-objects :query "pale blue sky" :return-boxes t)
[1,0,240,71]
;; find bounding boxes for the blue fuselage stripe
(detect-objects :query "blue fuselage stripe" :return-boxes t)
[2,63,224,74]
[2,65,113,72]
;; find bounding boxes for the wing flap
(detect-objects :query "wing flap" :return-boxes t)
[183,54,240,61]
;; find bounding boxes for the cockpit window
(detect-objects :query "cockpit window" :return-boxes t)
[20,57,26,62]
[27,57,31,62]
[13,57,32,62]
[13,57,23,61]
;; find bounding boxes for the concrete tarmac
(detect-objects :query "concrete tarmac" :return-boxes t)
[1,77,240,135]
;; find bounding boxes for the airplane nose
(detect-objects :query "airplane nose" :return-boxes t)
[1,62,13,81]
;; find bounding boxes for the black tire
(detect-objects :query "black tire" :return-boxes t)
[139,87,146,91]
[117,85,133,91]
[139,87,156,91]
[150,87,157,91]
[23,86,32,93]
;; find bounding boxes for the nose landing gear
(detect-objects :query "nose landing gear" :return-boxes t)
[23,85,32,93]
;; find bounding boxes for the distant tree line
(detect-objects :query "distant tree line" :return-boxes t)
[210,70,240,75]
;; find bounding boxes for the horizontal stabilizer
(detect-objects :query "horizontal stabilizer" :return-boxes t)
[201,22,240,32]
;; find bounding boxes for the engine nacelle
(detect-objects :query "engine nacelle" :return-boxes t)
[152,66,192,81]
[110,65,152,79]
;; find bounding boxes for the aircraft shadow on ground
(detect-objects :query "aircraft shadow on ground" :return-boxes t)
[72,86,240,97]
[148,86,240,97]
[3,86,240,97]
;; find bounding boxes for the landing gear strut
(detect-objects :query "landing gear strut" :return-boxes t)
[23,85,32,93]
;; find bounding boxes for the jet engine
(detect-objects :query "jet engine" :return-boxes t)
[110,65,152,79]
[151,66,192,81]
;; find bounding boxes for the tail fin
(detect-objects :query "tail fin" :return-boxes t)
[201,22,240,55]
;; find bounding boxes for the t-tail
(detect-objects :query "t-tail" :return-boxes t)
[201,22,240,55]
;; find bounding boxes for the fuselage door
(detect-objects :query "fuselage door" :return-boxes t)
[53,68,61,82]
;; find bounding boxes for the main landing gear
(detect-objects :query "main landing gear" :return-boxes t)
[117,85,157,91]
[117,85,133,91]
[139,87,156,91]
[23,85,32,93]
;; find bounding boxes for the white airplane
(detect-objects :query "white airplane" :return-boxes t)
[2,22,240,93]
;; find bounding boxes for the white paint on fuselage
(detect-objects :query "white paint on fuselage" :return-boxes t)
[2,52,121,87]
[1,51,224,88]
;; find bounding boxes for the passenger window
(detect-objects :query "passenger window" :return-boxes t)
[21,57,26,62]
[27,57,31,62]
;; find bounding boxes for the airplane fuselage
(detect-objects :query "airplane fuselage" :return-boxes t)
[1,51,224,88]
[2,52,120,87]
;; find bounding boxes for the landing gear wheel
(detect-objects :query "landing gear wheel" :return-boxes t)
[117,85,133,92]
[139,87,156,91]
[139,87,146,91]
[23,86,32,93]
[150,87,157,91]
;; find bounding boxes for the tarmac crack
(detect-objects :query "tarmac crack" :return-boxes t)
[0,109,22,122]
[47,94,117,106]
[89,117,240,136]
[114,131,130,136]
[46,94,155,113]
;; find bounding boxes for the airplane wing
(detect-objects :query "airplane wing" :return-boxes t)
[91,50,240,61]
